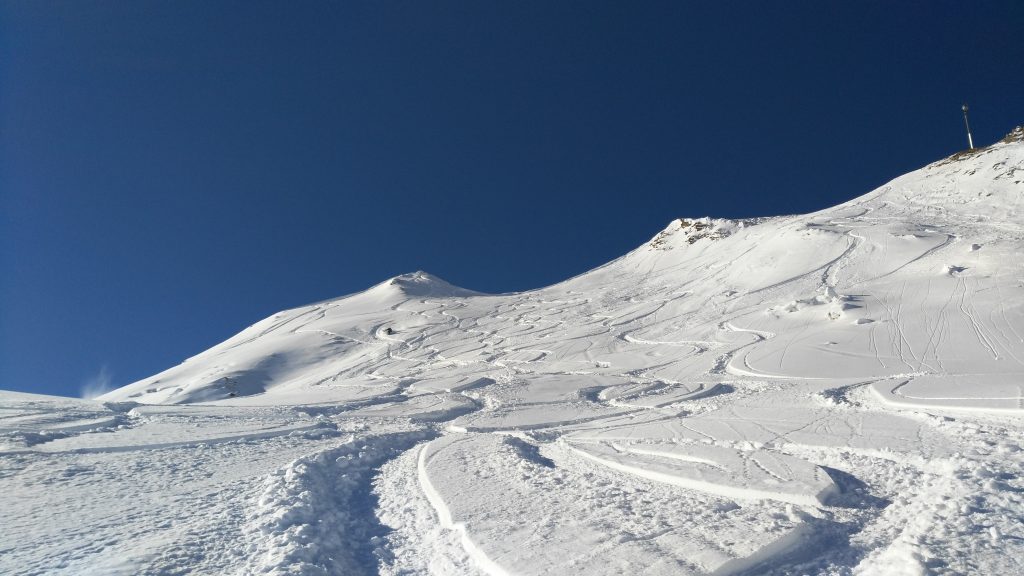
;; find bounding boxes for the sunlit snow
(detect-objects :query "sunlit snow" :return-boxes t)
[3,129,1024,575]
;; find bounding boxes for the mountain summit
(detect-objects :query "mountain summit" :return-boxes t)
[374,271,482,298]
[6,129,1024,575]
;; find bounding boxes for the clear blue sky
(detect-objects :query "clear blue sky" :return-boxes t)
[2,1,1022,398]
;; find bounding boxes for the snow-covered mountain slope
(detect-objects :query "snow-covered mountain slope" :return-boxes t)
[4,129,1024,575]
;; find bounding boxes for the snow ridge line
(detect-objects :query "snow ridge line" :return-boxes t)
[417,438,512,576]
[238,429,434,576]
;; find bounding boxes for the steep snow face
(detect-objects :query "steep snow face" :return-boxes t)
[6,131,1024,576]
[96,133,1024,408]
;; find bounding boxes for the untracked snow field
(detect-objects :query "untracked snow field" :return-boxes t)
[3,131,1024,575]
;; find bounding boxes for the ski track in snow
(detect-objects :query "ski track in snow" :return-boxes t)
[4,133,1024,574]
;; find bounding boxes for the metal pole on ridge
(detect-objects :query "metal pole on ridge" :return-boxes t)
[962,103,975,150]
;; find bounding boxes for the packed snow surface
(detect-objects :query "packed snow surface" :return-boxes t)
[4,132,1024,575]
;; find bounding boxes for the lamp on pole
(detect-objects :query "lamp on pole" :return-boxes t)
[962,103,975,150]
